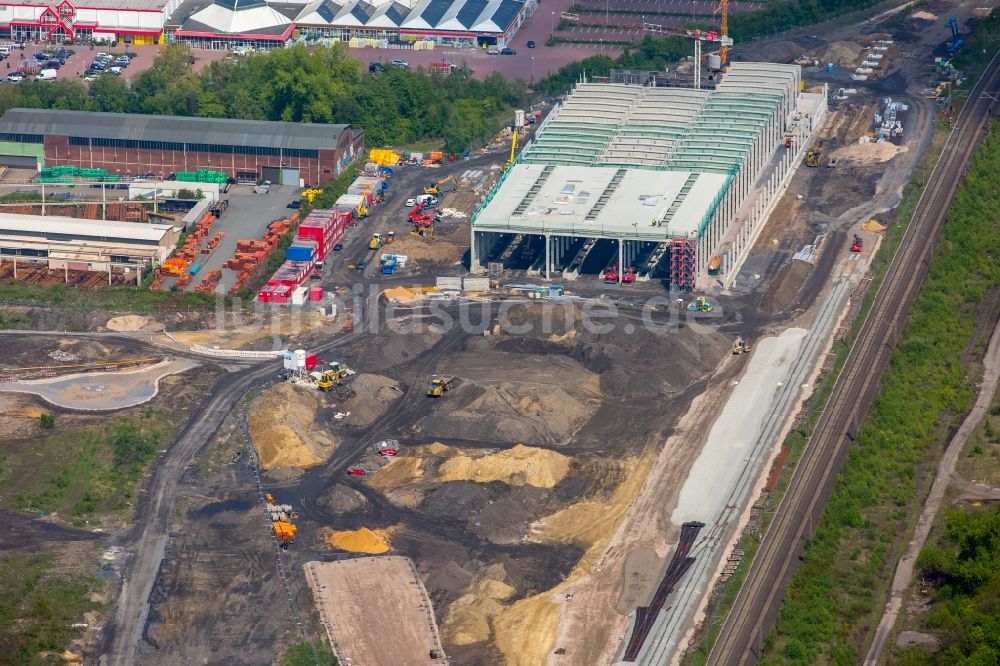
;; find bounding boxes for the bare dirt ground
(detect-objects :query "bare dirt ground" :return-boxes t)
[305,556,445,665]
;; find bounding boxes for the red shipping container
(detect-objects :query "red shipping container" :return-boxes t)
[304,353,318,370]
[309,287,323,302]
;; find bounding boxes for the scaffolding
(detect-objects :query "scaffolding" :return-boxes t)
[669,238,697,291]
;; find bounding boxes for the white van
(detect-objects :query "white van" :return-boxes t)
[0,45,11,57]
[487,46,500,55]
[35,69,57,81]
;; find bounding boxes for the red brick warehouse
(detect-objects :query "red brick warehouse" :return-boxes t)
[0,109,365,186]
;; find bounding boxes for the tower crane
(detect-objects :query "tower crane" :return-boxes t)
[641,26,733,89]
[717,0,730,67]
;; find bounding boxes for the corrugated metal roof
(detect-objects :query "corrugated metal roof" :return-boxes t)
[456,0,488,28]
[0,213,175,243]
[489,0,521,31]
[420,0,454,26]
[0,109,351,152]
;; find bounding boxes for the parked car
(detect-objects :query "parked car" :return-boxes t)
[83,74,98,82]
[500,47,517,55]
[33,52,49,61]
[35,69,57,81]
[526,40,536,48]
[390,58,408,69]
[44,60,62,69]
[108,66,123,75]
[6,73,22,83]
[405,198,417,207]
[287,199,301,209]
[356,259,367,270]
[368,61,385,72]
[333,243,344,251]
[487,46,500,55]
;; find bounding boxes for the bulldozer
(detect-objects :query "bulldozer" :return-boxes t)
[424,176,457,195]
[427,375,455,397]
[687,296,714,312]
[805,145,823,167]
[731,336,751,355]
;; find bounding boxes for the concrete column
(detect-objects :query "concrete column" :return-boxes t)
[617,240,623,284]
[470,228,479,272]
[545,234,552,280]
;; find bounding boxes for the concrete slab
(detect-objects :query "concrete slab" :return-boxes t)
[671,326,808,525]
[0,357,197,411]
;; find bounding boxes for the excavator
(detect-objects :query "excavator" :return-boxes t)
[424,176,457,195]
[731,336,751,355]
[687,296,715,312]
[505,126,519,170]
[427,375,455,397]
[316,369,342,391]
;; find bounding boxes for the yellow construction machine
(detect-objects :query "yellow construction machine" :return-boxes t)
[805,145,823,167]
[731,336,751,355]
[686,296,714,313]
[316,362,349,390]
[424,176,457,195]
[426,375,455,397]
[505,126,519,170]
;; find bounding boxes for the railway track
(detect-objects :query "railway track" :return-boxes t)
[708,51,1000,665]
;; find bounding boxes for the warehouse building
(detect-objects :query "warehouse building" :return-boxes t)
[470,63,827,289]
[0,0,176,43]
[171,0,534,50]
[0,213,180,272]
[0,108,363,186]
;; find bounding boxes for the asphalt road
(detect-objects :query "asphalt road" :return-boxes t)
[707,50,1000,666]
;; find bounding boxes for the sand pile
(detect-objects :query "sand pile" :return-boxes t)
[325,526,398,554]
[368,456,426,507]
[339,373,402,427]
[813,40,863,65]
[248,383,337,470]
[912,10,937,20]
[105,314,163,333]
[441,568,515,646]
[438,444,570,488]
[832,141,908,166]
[380,235,463,267]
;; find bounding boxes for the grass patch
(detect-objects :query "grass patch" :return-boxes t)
[278,640,339,666]
[0,280,215,313]
[0,553,107,665]
[758,119,1000,664]
[8,409,172,526]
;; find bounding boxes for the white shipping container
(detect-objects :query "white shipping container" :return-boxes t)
[291,287,308,305]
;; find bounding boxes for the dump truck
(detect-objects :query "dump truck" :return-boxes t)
[375,439,400,457]
[347,466,367,477]
[687,296,714,312]
[427,375,455,397]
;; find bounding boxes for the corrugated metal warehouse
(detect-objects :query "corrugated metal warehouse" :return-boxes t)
[0,109,364,186]
[470,63,828,290]
[0,212,180,271]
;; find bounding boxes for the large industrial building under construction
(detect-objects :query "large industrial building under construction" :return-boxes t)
[469,62,827,290]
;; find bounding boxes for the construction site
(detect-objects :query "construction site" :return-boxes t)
[0,3,987,665]
[470,62,826,290]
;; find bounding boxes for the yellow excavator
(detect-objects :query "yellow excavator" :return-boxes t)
[317,362,349,390]
[427,375,455,397]
[424,176,457,195]
[505,126,519,170]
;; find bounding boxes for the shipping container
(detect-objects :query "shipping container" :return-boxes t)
[304,352,318,370]
[291,286,308,305]
[309,286,323,302]
[286,241,318,262]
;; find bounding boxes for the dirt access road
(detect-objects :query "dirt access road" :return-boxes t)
[864,316,1000,664]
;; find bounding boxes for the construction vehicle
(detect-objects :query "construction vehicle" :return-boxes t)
[946,16,964,55]
[424,176,457,195]
[375,439,400,457]
[272,519,297,545]
[381,255,398,275]
[707,255,722,276]
[621,267,637,284]
[850,234,863,253]
[806,145,823,167]
[731,336,751,355]
[411,226,434,238]
[687,296,714,312]
[505,126,519,169]
[603,266,619,284]
[347,466,367,477]
[386,231,396,244]
[316,369,343,391]
[427,375,455,397]
[369,233,382,250]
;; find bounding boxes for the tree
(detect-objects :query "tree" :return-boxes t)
[38,413,55,429]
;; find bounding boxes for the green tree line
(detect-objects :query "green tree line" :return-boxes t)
[0,44,527,153]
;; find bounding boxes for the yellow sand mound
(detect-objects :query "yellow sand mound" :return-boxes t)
[438,444,570,488]
[442,570,516,646]
[368,456,424,491]
[326,526,399,554]
[248,383,335,470]
[862,219,886,233]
